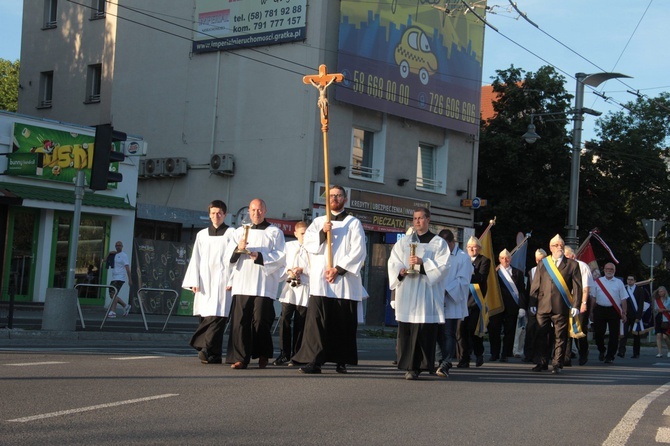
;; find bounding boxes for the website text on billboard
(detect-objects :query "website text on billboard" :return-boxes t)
[193,0,307,53]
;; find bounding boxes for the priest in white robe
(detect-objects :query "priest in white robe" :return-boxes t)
[182,200,235,364]
[226,198,285,370]
[389,207,451,380]
[293,186,366,375]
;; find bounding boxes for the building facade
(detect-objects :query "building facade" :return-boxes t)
[14,1,486,324]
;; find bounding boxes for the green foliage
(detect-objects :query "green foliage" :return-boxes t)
[0,58,20,112]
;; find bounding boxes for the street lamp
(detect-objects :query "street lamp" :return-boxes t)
[523,72,631,248]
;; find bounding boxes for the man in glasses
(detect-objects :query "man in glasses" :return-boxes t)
[293,185,366,375]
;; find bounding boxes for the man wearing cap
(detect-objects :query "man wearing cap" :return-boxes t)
[488,249,526,362]
[529,234,583,374]
[456,236,490,368]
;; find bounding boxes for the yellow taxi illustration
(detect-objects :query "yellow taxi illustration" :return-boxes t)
[394,27,438,85]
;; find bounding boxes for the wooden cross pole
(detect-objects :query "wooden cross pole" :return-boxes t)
[303,64,343,268]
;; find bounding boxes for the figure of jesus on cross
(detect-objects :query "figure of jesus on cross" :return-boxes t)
[303,64,344,267]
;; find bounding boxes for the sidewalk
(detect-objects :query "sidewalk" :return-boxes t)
[0,304,398,348]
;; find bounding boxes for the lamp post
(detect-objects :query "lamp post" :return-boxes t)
[524,71,631,248]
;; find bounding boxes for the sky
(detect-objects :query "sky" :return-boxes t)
[1,0,668,142]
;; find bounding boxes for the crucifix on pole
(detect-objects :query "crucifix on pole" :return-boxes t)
[303,64,343,268]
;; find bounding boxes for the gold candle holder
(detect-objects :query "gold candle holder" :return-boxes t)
[235,224,252,254]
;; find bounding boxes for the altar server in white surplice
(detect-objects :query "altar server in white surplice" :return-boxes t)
[183,200,236,365]
[389,207,451,380]
[226,198,285,370]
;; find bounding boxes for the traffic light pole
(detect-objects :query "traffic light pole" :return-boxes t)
[66,169,85,289]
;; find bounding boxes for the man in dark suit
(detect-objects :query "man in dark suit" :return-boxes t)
[456,236,490,368]
[618,274,648,359]
[488,249,526,362]
[522,249,547,363]
[529,234,583,374]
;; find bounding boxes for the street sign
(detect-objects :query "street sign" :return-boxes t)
[642,219,665,239]
[460,198,487,209]
[640,242,663,267]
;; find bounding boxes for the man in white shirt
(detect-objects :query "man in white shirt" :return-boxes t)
[591,262,627,364]
[564,246,594,366]
[106,241,132,318]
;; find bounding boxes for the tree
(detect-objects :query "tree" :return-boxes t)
[0,58,20,112]
[580,93,670,280]
[478,65,573,263]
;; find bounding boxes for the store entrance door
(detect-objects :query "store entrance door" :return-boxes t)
[2,207,39,302]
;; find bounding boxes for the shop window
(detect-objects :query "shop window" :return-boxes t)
[52,213,109,299]
[134,218,182,242]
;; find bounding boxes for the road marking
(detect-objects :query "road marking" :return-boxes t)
[602,382,670,446]
[664,406,670,416]
[110,356,162,360]
[7,394,179,423]
[658,427,670,443]
[5,361,68,367]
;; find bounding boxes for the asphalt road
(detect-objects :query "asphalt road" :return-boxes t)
[1,331,670,445]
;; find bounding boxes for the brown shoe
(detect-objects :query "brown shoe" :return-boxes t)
[231,361,247,369]
[259,357,268,369]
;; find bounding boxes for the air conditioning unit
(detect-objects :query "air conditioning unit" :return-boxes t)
[144,158,165,177]
[164,157,188,176]
[138,159,147,179]
[210,153,235,176]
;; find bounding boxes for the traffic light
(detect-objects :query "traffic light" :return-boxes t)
[90,124,127,190]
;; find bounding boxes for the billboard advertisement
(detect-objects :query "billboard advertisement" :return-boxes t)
[192,0,307,53]
[7,123,120,188]
[336,1,486,134]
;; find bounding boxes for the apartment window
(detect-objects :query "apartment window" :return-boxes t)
[43,0,58,29]
[86,64,102,103]
[349,127,385,181]
[38,71,54,108]
[91,0,105,19]
[416,143,446,193]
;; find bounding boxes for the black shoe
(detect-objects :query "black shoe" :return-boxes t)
[617,352,625,358]
[299,362,322,374]
[273,356,289,366]
[436,363,450,378]
[604,358,613,364]
[475,356,484,367]
[391,360,398,365]
[579,357,588,366]
[631,354,639,359]
[199,350,221,364]
[531,364,544,372]
[499,356,508,363]
[336,363,347,374]
[489,355,499,362]
[599,352,605,362]
[456,361,469,368]
[551,366,561,375]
